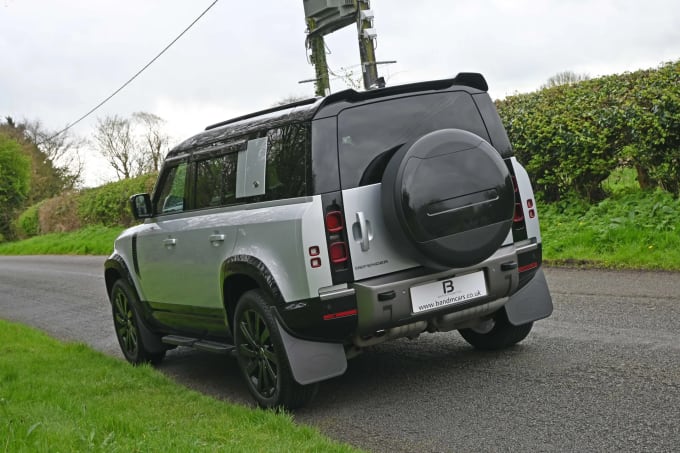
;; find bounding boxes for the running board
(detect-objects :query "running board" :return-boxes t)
[162,335,236,356]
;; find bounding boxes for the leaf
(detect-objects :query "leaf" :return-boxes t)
[26,422,42,437]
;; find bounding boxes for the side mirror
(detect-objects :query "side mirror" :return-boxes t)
[130,193,153,220]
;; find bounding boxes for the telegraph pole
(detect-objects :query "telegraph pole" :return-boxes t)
[302,0,388,93]
[355,0,378,90]
[306,19,331,97]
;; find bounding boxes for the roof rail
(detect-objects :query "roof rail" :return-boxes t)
[204,97,319,131]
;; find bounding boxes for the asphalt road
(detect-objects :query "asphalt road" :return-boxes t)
[1,256,679,452]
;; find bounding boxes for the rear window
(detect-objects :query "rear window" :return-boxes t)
[337,92,490,189]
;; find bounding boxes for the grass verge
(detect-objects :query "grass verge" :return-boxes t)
[0,226,123,255]
[0,319,360,453]
[540,189,680,270]
[1,184,678,271]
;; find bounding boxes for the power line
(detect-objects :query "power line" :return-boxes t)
[42,0,219,144]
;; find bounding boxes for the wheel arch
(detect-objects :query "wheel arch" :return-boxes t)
[222,255,283,331]
[104,255,136,300]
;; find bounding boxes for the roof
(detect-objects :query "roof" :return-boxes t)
[166,72,488,159]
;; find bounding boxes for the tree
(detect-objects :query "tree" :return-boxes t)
[0,118,81,203]
[273,95,308,107]
[132,112,169,173]
[0,134,31,239]
[541,71,590,89]
[94,113,170,180]
[94,115,138,180]
[22,120,84,189]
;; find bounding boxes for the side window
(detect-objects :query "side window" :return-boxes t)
[194,153,239,209]
[155,162,187,214]
[262,122,309,200]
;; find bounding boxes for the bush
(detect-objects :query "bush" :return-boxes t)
[14,201,44,238]
[38,192,82,234]
[77,173,157,227]
[497,60,680,201]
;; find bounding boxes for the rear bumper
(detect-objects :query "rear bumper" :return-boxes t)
[276,240,547,342]
[352,242,523,335]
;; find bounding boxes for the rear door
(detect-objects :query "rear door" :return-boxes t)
[337,91,493,279]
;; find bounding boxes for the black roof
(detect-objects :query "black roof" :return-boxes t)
[166,73,488,159]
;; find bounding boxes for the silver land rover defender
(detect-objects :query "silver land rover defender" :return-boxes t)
[105,73,553,409]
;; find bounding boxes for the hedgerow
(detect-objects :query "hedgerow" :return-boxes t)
[497,60,680,202]
[14,173,156,236]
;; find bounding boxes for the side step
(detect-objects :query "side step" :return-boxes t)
[162,335,236,356]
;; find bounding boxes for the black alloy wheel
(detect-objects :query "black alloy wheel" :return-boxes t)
[110,279,165,365]
[237,307,279,399]
[234,290,317,409]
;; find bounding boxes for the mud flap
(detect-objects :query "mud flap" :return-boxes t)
[504,268,553,326]
[134,310,167,354]
[276,320,347,385]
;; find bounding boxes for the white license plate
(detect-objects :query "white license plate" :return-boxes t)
[410,271,488,314]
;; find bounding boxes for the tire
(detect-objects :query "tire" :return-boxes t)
[234,289,318,410]
[110,279,166,365]
[381,128,515,269]
[458,309,533,351]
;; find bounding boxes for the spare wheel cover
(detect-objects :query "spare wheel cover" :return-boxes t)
[381,128,514,269]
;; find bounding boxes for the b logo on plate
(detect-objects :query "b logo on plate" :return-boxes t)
[442,280,455,294]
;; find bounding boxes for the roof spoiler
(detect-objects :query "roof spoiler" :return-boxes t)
[451,72,488,92]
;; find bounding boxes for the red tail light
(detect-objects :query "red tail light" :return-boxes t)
[329,242,348,263]
[325,211,344,232]
[322,196,353,284]
[514,203,524,222]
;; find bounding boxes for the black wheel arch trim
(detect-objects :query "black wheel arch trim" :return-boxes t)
[222,255,283,304]
[105,254,137,298]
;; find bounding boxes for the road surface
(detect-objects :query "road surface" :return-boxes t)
[1,256,679,452]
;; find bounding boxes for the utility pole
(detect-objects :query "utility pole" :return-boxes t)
[354,0,378,90]
[302,0,388,93]
[306,19,331,97]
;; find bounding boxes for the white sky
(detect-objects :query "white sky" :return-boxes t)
[2,0,679,186]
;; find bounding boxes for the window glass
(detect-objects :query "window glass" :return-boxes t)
[337,92,490,189]
[261,122,309,200]
[194,153,239,209]
[155,162,187,214]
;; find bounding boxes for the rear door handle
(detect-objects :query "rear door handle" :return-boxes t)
[163,238,177,247]
[353,211,373,252]
[209,234,225,246]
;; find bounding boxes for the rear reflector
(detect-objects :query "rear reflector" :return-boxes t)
[519,262,538,273]
[323,309,358,320]
[311,258,322,268]
[309,246,320,256]
[329,242,348,263]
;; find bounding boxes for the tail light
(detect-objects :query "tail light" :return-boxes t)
[321,195,353,284]
[329,242,348,263]
[325,211,344,232]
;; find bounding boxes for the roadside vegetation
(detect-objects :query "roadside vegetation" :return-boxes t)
[0,225,122,255]
[540,171,680,270]
[1,60,678,270]
[0,319,359,453]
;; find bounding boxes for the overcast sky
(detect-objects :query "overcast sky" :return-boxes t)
[2,0,679,186]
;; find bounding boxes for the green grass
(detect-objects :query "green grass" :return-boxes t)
[540,188,680,270]
[1,175,679,271]
[0,319,360,453]
[0,226,124,255]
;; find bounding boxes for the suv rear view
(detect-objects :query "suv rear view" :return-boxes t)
[105,73,553,409]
